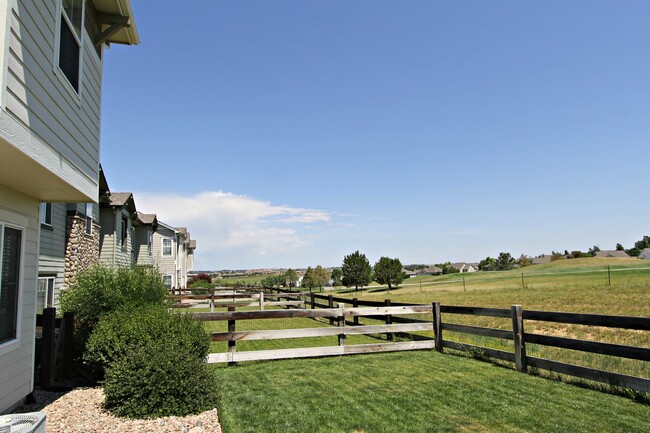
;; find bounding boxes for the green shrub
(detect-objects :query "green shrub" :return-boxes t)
[84,304,210,378]
[102,341,218,418]
[60,265,170,326]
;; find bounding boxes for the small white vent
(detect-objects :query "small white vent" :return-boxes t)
[0,412,46,433]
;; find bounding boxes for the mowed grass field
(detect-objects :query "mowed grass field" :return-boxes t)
[334,258,650,378]
[202,258,649,433]
[212,351,649,433]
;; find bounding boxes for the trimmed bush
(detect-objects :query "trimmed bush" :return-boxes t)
[84,304,210,378]
[60,265,170,327]
[102,341,218,418]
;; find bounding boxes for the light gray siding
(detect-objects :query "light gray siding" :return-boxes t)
[99,207,133,268]
[5,0,102,183]
[152,226,177,287]
[38,202,66,258]
[0,185,39,413]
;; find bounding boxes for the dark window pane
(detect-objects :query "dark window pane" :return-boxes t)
[0,227,22,344]
[59,16,80,92]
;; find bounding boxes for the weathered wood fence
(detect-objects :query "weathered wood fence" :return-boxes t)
[307,294,650,393]
[193,305,434,364]
[172,287,306,311]
[35,308,74,388]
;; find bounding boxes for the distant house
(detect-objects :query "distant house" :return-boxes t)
[133,212,158,266]
[99,192,137,268]
[638,248,650,260]
[0,0,139,413]
[594,250,630,259]
[403,269,418,278]
[418,266,443,276]
[453,262,479,273]
[532,255,552,265]
[153,222,194,290]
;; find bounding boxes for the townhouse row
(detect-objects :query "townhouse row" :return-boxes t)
[0,0,141,413]
[37,166,196,313]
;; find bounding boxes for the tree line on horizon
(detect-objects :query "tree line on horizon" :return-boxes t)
[258,235,650,289]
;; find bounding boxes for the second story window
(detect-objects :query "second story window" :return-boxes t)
[162,238,173,257]
[84,203,93,235]
[40,203,53,227]
[58,0,84,92]
[121,216,128,249]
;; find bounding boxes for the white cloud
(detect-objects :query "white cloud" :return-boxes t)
[134,191,332,268]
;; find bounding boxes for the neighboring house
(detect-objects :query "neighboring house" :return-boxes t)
[453,262,479,273]
[594,250,630,259]
[187,239,196,274]
[133,212,158,267]
[38,201,100,312]
[532,255,552,265]
[99,192,137,268]
[0,0,138,413]
[639,248,650,260]
[153,222,193,290]
[403,269,418,278]
[418,266,443,276]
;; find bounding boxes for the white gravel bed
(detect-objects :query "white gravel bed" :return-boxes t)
[15,388,222,433]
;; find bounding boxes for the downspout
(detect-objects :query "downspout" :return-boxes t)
[112,208,117,268]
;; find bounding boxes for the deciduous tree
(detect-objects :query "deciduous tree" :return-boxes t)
[495,252,515,271]
[373,257,406,290]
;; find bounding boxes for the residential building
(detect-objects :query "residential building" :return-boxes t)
[98,192,136,268]
[417,266,443,276]
[452,262,479,273]
[133,212,158,266]
[594,250,630,259]
[152,222,195,290]
[0,0,138,413]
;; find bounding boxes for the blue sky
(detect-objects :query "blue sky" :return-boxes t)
[100,1,650,270]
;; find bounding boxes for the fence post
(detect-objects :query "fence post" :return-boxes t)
[310,292,315,309]
[259,291,264,311]
[352,298,359,326]
[210,287,215,313]
[40,307,56,388]
[328,295,334,326]
[385,299,393,341]
[62,312,74,379]
[228,306,236,366]
[338,309,346,346]
[432,302,443,353]
[511,305,527,372]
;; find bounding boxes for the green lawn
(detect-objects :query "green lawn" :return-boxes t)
[213,351,649,433]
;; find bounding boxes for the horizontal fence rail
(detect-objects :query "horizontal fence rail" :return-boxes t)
[194,305,434,364]
[298,295,650,394]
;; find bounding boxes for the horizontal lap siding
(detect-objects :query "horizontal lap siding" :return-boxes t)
[0,186,39,413]
[153,229,177,282]
[6,0,102,182]
[38,202,66,257]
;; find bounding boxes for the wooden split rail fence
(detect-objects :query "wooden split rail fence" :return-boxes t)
[185,289,648,393]
[192,305,435,364]
[172,288,306,311]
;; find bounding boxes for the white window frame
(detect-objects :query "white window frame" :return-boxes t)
[37,276,56,314]
[54,0,85,101]
[40,203,53,227]
[0,222,24,355]
[163,275,173,289]
[162,238,173,257]
[84,203,93,235]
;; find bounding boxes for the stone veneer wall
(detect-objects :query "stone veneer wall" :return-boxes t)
[64,215,101,286]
